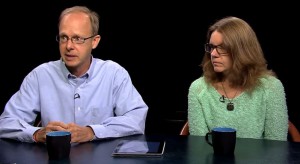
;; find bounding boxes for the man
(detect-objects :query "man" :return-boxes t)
[0,6,148,143]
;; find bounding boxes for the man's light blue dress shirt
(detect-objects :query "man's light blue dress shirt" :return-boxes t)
[0,57,148,142]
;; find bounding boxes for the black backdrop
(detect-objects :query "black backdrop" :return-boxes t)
[1,1,297,134]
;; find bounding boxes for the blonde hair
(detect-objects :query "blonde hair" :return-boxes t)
[58,6,99,35]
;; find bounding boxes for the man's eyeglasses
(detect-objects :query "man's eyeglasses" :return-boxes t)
[204,43,228,55]
[56,35,96,44]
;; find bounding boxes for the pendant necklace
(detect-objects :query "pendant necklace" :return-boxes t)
[221,82,238,111]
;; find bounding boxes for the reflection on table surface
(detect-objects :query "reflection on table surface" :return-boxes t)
[113,140,149,153]
[1,134,300,164]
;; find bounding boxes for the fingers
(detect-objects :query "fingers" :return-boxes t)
[41,122,94,143]
[47,121,69,131]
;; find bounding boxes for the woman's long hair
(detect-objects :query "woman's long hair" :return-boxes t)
[201,16,275,92]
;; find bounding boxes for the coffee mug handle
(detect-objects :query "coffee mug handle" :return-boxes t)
[205,132,213,146]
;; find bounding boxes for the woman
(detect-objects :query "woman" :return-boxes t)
[188,16,288,140]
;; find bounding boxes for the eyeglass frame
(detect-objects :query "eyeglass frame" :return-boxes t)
[56,34,97,44]
[204,43,228,55]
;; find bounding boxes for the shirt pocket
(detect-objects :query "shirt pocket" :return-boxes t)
[90,105,114,124]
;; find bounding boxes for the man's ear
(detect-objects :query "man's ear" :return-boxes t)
[92,35,101,49]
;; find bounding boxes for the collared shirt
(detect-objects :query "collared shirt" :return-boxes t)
[0,57,148,142]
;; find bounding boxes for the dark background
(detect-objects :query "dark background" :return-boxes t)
[1,1,297,135]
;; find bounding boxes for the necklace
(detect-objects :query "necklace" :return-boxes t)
[221,82,238,111]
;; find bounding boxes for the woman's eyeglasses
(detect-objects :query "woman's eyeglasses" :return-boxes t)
[204,43,228,55]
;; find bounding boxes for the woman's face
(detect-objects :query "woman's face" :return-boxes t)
[208,31,232,74]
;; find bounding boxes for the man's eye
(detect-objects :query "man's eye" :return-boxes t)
[73,37,81,41]
[61,36,68,40]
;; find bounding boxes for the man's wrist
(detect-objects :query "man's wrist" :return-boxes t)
[90,135,96,141]
[33,130,40,142]
[87,126,96,141]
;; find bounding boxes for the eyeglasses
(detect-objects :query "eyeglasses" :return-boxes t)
[56,35,96,44]
[204,43,228,55]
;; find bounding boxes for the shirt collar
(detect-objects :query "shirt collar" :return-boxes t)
[60,55,95,82]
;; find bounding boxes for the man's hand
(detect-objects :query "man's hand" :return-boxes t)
[67,123,95,143]
[34,121,69,143]
[33,121,95,143]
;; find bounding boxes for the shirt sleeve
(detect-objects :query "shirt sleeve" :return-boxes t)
[0,70,41,142]
[264,77,288,141]
[188,78,209,136]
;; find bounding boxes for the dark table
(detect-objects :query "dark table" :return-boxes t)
[1,134,300,164]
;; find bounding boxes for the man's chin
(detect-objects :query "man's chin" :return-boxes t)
[64,61,78,68]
